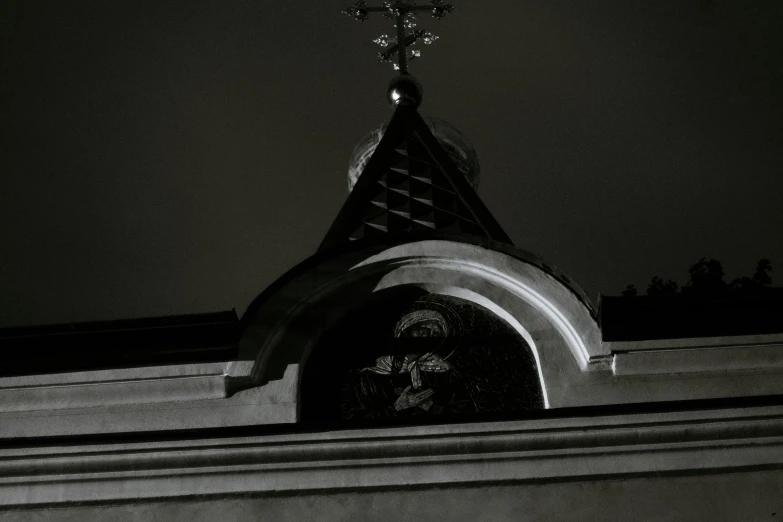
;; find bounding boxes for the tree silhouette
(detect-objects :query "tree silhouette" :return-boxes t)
[729,259,773,292]
[681,258,727,296]
[621,284,638,297]
[622,258,773,297]
[753,258,772,286]
[647,276,679,296]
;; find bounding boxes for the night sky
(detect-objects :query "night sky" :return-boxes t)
[2,1,782,327]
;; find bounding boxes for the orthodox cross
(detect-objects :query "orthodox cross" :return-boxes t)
[343,1,455,74]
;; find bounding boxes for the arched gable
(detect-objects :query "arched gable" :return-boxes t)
[236,239,604,418]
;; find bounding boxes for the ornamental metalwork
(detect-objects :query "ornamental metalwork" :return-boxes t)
[343,1,455,73]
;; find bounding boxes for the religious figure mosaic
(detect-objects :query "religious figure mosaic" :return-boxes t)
[302,291,544,423]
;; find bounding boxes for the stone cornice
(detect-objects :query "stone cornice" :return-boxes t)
[1,404,781,507]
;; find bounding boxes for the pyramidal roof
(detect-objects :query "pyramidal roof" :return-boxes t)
[320,103,512,251]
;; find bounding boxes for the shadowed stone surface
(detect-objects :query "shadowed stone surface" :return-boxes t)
[1,471,780,521]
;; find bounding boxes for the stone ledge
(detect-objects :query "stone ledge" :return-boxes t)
[1,404,781,507]
[0,362,254,414]
[613,344,783,376]
[607,334,783,377]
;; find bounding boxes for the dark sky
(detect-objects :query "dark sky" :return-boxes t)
[2,1,782,327]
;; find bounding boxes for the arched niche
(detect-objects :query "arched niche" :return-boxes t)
[300,286,545,424]
[236,240,604,417]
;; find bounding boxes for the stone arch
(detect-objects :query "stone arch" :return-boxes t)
[236,240,603,417]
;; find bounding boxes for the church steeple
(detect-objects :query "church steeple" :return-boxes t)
[321,1,512,251]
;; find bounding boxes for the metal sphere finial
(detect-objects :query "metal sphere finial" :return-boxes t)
[387,74,423,108]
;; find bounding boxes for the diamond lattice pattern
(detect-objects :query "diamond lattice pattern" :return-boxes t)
[349,135,484,241]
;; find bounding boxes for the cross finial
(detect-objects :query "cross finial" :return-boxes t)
[343,1,455,74]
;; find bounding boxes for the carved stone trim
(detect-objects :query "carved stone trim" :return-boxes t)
[1,404,781,507]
